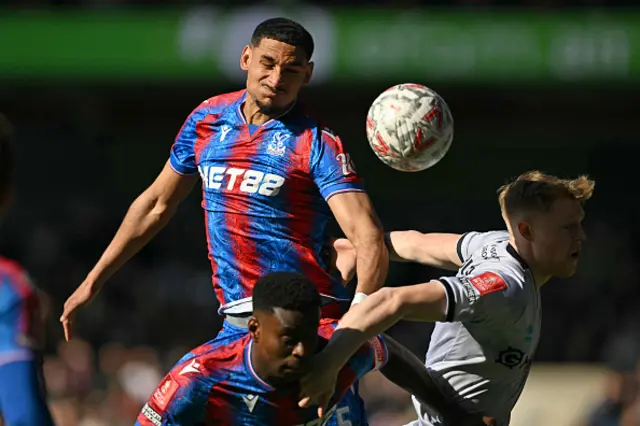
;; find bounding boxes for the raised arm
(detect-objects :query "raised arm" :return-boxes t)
[386,231,462,270]
[300,264,515,414]
[299,281,447,413]
[324,282,447,369]
[309,126,388,298]
[330,231,463,284]
[328,192,388,297]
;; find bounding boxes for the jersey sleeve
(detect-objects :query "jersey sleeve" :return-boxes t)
[169,104,209,176]
[137,370,212,426]
[309,127,364,201]
[439,267,523,323]
[332,334,388,402]
[456,230,510,262]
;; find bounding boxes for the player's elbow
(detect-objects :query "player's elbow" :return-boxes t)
[131,189,175,226]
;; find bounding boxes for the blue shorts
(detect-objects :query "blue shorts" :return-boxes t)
[0,359,54,426]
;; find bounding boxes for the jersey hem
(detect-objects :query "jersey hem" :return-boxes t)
[437,278,456,322]
[456,232,470,263]
[168,158,198,176]
[323,187,365,202]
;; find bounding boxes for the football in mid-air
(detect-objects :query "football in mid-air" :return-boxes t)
[366,83,454,172]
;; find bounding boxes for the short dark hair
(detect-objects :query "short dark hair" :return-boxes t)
[253,271,321,314]
[251,17,314,61]
[0,114,14,198]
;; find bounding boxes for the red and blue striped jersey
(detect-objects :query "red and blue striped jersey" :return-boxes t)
[136,320,388,426]
[169,90,364,312]
[0,257,41,365]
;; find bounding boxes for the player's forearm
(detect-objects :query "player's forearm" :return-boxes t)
[380,335,466,420]
[380,335,450,412]
[326,288,403,369]
[384,232,412,263]
[86,193,177,288]
[352,232,389,295]
[387,231,461,270]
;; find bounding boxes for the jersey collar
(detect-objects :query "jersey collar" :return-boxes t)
[245,340,276,391]
[507,243,529,270]
[236,90,298,127]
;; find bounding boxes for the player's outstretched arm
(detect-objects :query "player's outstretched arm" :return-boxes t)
[330,231,462,283]
[380,334,453,413]
[299,282,447,410]
[60,162,198,340]
[327,282,446,367]
[385,231,462,270]
[328,192,388,297]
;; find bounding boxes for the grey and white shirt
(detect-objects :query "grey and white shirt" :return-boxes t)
[414,231,541,426]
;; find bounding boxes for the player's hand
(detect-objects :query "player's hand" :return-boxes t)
[298,354,340,418]
[332,238,357,285]
[59,280,99,341]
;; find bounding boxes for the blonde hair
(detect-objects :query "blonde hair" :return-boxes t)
[498,170,595,218]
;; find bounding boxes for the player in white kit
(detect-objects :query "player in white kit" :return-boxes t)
[298,170,594,426]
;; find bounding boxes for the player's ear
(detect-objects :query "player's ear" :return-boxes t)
[248,317,260,341]
[517,221,534,242]
[303,61,314,84]
[240,45,252,71]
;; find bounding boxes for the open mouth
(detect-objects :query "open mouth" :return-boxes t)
[570,250,580,259]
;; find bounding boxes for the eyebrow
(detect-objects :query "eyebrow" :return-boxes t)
[260,54,304,67]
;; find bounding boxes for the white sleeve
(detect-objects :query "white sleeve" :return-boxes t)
[439,268,521,323]
[456,230,510,262]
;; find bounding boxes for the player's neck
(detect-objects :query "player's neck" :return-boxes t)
[242,96,294,126]
[249,343,280,387]
[509,237,551,288]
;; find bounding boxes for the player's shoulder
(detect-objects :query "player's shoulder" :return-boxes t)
[460,242,534,309]
[458,230,509,258]
[0,256,22,275]
[289,103,343,139]
[0,256,33,289]
[174,335,250,378]
[190,89,245,118]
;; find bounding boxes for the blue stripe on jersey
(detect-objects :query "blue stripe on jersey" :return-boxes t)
[0,278,23,354]
[176,91,361,308]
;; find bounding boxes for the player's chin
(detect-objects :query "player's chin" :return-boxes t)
[280,363,310,380]
[260,92,292,109]
[557,262,579,278]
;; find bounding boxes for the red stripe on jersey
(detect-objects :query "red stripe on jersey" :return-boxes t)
[203,337,250,425]
[0,258,37,335]
[223,132,264,299]
[193,114,218,161]
[286,131,339,319]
